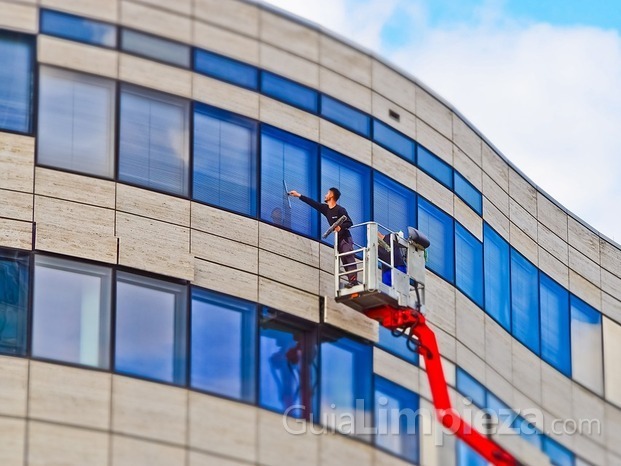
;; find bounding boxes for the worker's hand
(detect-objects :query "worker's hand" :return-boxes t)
[335,226,341,232]
[288,190,301,198]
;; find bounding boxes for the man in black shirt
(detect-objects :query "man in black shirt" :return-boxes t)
[288,187,358,287]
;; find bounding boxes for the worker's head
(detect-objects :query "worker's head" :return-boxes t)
[325,187,341,203]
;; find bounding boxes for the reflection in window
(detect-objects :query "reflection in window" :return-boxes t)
[320,147,371,246]
[37,67,116,177]
[193,105,257,216]
[454,172,482,215]
[374,376,419,463]
[456,439,487,466]
[320,330,372,438]
[455,224,483,307]
[261,72,318,113]
[570,295,603,395]
[194,49,259,90]
[417,198,454,282]
[32,256,111,368]
[373,119,415,162]
[456,368,486,408]
[484,224,511,331]
[259,309,317,419]
[511,249,539,353]
[320,95,371,137]
[40,9,117,47]
[261,126,318,236]
[115,272,187,384]
[373,172,416,237]
[121,29,190,67]
[540,274,571,376]
[0,31,34,133]
[191,288,256,402]
[119,85,190,196]
[417,146,452,188]
[0,249,29,356]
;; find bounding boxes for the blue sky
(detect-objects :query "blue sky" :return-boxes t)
[265,0,621,243]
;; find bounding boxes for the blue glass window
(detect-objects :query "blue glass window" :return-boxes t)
[261,125,319,236]
[513,415,542,449]
[540,274,571,376]
[320,95,371,137]
[570,295,603,394]
[417,198,454,282]
[455,172,483,215]
[121,29,190,68]
[190,288,256,402]
[374,376,420,463]
[194,49,259,90]
[115,272,187,384]
[119,85,190,196]
[456,439,487,466]
[0,249,29,356]
[261,71,318,113]
[321,330,372,437]
[373,119,415,162]
[417,146,452,188]
[259,308,317,418]
[0,31,34,133]
[377,326,418,365]
[455,224,483,307]
[456,368,486,408]
[38,67,116,178]
[40,9,116,47]
[32,256,111,368]
[486,392,515,430]
[321,147,371,246]
[193,104,257,216]
[373,172,416,236]
[484,224,511,331]
[511,249,540,353]
[543,436,575,466]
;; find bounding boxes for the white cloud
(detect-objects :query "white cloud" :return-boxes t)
[262,0,621,241]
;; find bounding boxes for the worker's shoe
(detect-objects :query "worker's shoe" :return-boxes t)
[345,279,360,288]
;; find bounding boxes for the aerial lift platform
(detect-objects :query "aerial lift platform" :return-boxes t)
[329,220,519,466]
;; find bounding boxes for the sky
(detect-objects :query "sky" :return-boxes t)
[262,0,621,243]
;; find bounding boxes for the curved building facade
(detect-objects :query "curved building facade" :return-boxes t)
[0,0,619,465]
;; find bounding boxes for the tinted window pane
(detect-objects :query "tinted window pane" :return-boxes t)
[417,198,454,282]
[375,376,419,463]
[513,415,542,449]
[321,147,371,246]
[119,85,190,196]
[194,49,259,90]
[33,256,111,368]
[454,172,483,215]
[373,172,416,236]
[540,274,571,376]
[511,249,540,353]
[115,272,187,384]
[40,9,116,47]
[320,95,370,137]
[377,326,418,365]
[193,105,257,215]
[191,288,256,402]
[321,332,372,437]
[418,146,452,188]
[38,67,115,177]
[571,295,603,394]
[259,310,317,418]
[456,368,486,408]
[0,31,34,133]
[0,249,29,356]
[261,72,318,113]
[543,436,574,466]
[456,439,487,466]
[484,224,511,331]
[261,126,319,236]
[373,119,415,162]
[455,223,483,307]
[121,29,190,67]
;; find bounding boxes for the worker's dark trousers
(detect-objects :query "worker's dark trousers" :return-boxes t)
[338,237,357,282]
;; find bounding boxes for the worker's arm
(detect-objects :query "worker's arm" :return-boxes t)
[289,191,327,215]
